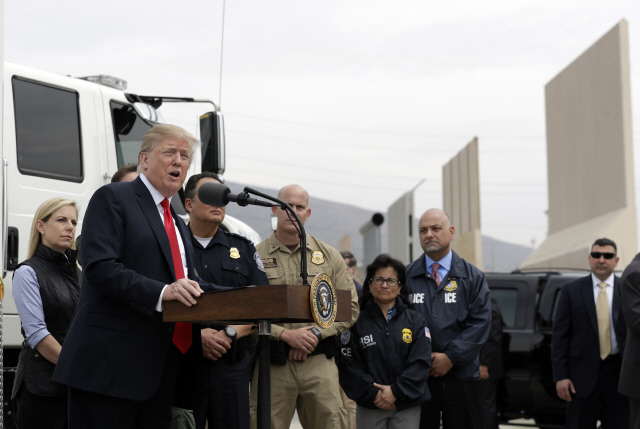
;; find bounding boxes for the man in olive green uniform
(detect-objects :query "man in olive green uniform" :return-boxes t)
[249,184,359,429]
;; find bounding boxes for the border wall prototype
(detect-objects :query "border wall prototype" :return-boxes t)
[443,137,483,268]
[521,20,637,269]
[388,192,414,264]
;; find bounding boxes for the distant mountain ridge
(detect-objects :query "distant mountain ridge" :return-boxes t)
[224,181,532,272]
[482,236,533,272]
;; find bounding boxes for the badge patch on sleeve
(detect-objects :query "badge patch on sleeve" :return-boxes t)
[311,250,325,265]
[254,251,265,272]
[341,330,351,345]
[402,328,413,344]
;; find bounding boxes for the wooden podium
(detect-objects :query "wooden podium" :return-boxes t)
[164,284,352,429]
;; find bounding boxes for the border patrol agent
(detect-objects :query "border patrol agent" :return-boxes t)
[184,173,268,429]
[249,184,359,429]
[406,209,491,429]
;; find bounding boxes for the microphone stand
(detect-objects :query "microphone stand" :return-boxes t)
[243,186,309,287]
[238,186,309,429]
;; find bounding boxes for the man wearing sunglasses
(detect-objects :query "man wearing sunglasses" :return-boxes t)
[551,238,629,428]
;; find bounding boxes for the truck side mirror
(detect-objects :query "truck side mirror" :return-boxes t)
[133,102,164,123]
[112,104,137,135]
[199,111,226,176]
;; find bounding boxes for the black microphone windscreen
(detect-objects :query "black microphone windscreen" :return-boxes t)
[198,182,231,207]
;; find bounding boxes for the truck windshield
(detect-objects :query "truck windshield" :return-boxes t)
[111,101,153,168]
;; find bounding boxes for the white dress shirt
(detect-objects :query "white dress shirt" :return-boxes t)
[139,173,189,311]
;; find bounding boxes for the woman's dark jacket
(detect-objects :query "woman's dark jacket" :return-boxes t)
[338,298,431,410]
[11,243,80,398]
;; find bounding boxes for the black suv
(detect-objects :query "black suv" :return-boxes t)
[486,270,590,427]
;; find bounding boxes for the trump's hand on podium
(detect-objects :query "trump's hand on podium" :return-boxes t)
[201,328,231,360]
[162,278,204,306]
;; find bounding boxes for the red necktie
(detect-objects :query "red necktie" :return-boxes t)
[161,199,192,353]
[432,262,441,286]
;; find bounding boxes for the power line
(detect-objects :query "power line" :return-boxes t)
[226,112,546,141]
[228,129,459,152]
[229,153,550,193]
[228,167,406,191]
[484,223,546,229]
[227,113,640,148]
[228,129,545,153]
[480,192,546,197]
[229,153,422,182]
[217,0,226,110]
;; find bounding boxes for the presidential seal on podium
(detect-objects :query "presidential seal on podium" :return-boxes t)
[310,272,337,328]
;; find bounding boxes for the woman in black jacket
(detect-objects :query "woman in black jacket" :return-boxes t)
[11,198,80,429]
[338,254,431,429]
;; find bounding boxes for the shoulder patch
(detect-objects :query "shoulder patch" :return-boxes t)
[254,251,265,272]
[424,327,431,340]
[341,330,351,345]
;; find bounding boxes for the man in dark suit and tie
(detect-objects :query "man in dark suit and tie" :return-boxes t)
[53,124,229,429]
[551,238,629,428]
[478,298,505,429]
[619,250,640,428]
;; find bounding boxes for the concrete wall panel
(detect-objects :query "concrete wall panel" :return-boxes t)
[443,137,482,268]
[522,20,636,270]
[388,192,414,264]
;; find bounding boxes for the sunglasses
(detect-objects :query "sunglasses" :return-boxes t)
[590,252,616,260]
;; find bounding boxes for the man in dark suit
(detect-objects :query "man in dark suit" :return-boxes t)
[53,124,229,429]
[478,298,505,429]
[620,251,640,428]
[551,238,629,429]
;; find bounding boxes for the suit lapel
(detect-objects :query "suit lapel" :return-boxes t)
[133,179,176,280]
[580,275,599,335]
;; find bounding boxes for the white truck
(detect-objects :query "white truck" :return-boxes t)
[0,62,259,425]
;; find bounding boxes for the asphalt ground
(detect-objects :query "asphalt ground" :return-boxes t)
[288,412,541,428]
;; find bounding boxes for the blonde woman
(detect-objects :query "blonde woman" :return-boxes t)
[11,198,80,429]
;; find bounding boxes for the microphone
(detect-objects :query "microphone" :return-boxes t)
[198,182,231,206]
[198,182,276,208]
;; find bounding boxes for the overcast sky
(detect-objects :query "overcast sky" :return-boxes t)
[5,1,640,248]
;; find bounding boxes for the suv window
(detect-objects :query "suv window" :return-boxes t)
[13,77,83,182]
[491,289,518,328]
[538,277,566,329]
[111,101,153,168]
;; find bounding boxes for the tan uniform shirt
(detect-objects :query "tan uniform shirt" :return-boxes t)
[256,232,359,341]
